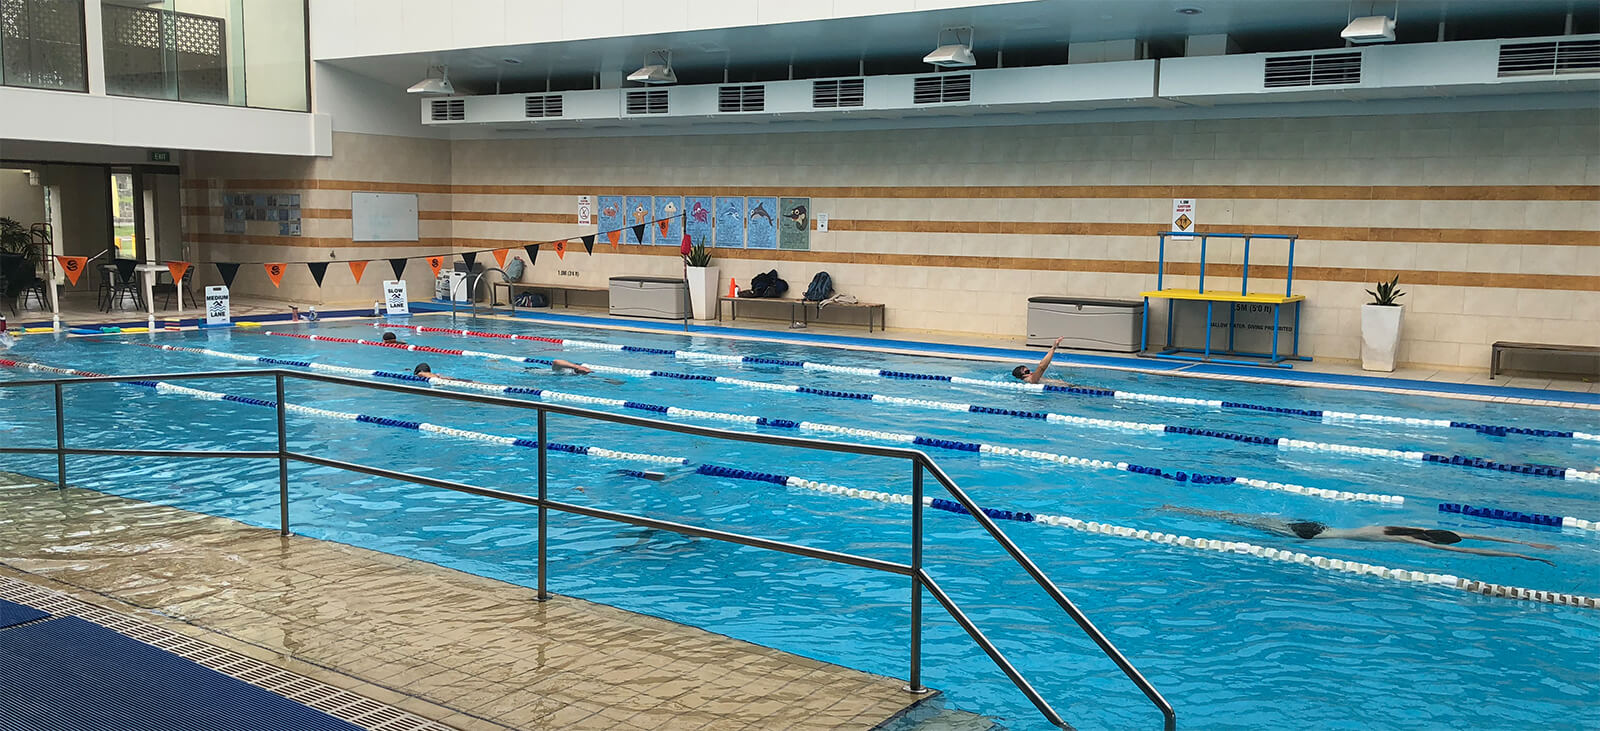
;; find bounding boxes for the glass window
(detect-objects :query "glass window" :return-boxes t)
[109,172,135,259]
[1,0,89,91]
[100,0,305,111]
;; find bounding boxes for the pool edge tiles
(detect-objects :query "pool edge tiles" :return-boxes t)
[397,304,1600,410]
[0,472,939,731]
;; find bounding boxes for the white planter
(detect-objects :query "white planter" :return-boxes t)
[1361,304,1404,372]
[686,265,719,320]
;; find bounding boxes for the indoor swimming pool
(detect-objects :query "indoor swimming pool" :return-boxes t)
[2,316,1597,730]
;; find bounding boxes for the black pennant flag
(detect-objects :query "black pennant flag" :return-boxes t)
[388,258,408,280]
[523,244,539,266]
[307,262,329,288]
[461,251,477,269]
[631,223,645,244]
[215,262,240,288]
[581,235,595,255]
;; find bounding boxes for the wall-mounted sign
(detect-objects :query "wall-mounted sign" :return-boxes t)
[148,149,172,163]
[1171,199,1197,240]
[577,195,592,225]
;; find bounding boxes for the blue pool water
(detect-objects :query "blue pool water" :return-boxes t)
[2,317,1598,730]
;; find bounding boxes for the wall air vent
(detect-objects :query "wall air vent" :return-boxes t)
[429,99,465,121]
[812,78,864,108]
[524,94,562,117]
[1497,39,1600,76]
[718,85,765,112]
[624,89,669,114]
[1263,51,1361,87]
[912,74,971,104]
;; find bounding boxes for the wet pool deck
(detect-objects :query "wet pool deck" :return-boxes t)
[0,472,934,730]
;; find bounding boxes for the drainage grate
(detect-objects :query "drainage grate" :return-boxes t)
[0,576,455,731]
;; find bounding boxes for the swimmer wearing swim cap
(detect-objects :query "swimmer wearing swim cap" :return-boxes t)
[1161,506,1557,565]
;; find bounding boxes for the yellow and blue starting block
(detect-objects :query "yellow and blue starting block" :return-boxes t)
[1140,232,1310,368]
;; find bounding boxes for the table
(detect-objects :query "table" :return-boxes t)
[718,296,886,332]
[495,281,609,313]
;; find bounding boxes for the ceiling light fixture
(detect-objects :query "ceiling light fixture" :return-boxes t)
[1341,15,1396,43]
[923,27,976,68]
[405,65,454,94]
[627,50,677,85]
[501,57,522,65]
[1175,7,1203,15]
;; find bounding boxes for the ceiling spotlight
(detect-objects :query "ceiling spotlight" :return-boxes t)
[406,65,454,94]
[1175,7,1203,15]
[501,57,522,65]
[627,50,677,84]
[1341,15,1396,43]
[923,27,975,68]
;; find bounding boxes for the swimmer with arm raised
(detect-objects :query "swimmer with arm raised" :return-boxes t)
[1160,505,1557,565]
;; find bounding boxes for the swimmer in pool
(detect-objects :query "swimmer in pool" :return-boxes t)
[1011,337,1080,387]
[381,332,405,345]
[1161,506,1557,565]
[551,359,591,375]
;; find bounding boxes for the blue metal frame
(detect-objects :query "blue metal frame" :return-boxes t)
[1140,232,1310,369]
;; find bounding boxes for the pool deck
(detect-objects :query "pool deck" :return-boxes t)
[0,472,934,731]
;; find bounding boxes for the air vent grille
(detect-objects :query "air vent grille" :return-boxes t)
[429,99,465,121]
[1263,51,1362,87]
[717,85,765,112]
[524,94,562,117]
[625,89,669,115]
[912,74,971,104]
[812,78,864,108]
[1498,39,1600,76]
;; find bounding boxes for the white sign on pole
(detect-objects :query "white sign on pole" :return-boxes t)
[816,213,829,232]
[383,280,410,315]
[1171,199,1197,240]
[577,195,592,225]
[204,285,231,326]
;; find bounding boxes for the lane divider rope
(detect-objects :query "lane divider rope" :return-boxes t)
[0,357,686,467]
[272,329,1598,482]
[366,322,1598,445]
[1439,503,1598,532]
[131,342,1413,506]
[674,464,1598,610]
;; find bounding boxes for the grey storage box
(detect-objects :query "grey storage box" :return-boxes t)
[609,276,689,319]
[1027,296,1144,352]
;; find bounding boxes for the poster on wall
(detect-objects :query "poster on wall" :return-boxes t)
[684,196,713,248]
[652,196,682,245]
[745,196,778,250]
[714,197,745,248]
[577,195,592,225]
[777,197,810,251]
[597,195,624,241]
[1171,199,1197,241]
[383,280,410,315]
[624,195,652,244]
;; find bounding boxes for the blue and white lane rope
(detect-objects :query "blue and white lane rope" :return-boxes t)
[1439,503,1599,532]
[277,331,1600,483]
[369,323,1600,444]
[4,357,685,468]
[138,343,1416,506]
[676,464,1598,610]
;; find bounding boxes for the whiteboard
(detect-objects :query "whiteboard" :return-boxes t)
[351,192,419,242]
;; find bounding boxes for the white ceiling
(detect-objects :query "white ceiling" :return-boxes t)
[321,0,1595,93]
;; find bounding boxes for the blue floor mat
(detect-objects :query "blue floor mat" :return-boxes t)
[0,616,362,731]
[0,599,49,629]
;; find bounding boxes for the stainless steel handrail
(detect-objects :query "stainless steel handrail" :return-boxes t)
[449,266,508,323]
[0,368,1176,730]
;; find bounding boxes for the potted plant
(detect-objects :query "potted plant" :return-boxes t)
[1361,275,1405,372]
[683,238,718,320]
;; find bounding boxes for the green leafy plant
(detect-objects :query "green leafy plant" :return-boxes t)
[1366,275,1405,306]
[0,217,35,261]
[685,238,713,268]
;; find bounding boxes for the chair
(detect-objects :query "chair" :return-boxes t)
[156,266,196,310]
[18,278,48,311]
[105,259,144,311]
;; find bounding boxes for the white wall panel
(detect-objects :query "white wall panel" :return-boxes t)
[0,87,330,156]
[684,0,758,29]
[621,0,689,36]
[450,0,507,49]
[504,0,564,43]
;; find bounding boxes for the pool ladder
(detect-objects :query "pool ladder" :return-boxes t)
[448,267,507,324]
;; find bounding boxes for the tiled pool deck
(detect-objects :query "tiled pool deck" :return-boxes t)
[0,472,932,730]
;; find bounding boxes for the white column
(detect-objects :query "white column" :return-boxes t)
[47,184,63,329]
[83,1,105,96]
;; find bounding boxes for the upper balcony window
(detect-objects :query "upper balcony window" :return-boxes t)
[1,0,89,92]
[101,0,306,111]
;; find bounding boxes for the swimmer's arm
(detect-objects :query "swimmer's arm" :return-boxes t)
[1399,538,1555,566]
[1027,337,1063,384]
[1454,533,1558,551]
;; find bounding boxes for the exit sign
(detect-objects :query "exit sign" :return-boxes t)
[148,150,172,162]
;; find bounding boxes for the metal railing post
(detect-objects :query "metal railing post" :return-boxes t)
[907,460,925,694]
[537,409,550,601]
[276,373,289,536]
[53,383,66,490]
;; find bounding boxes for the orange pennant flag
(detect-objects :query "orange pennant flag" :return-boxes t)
[427,256,444,277]
[264,262,286,288]
[554,240,567,259]
[55,256,88,286]
[492,248,510,268]
[607,230,621,249]
[165,261,191,285]
[657,219,670,238]
[348,260,368,284]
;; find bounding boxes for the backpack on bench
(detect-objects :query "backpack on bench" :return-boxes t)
[803,271,833,302]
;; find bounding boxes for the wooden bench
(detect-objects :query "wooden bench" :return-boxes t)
[718,296,886,332]
[1491,341,1600,380]
[494,281,609,312]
